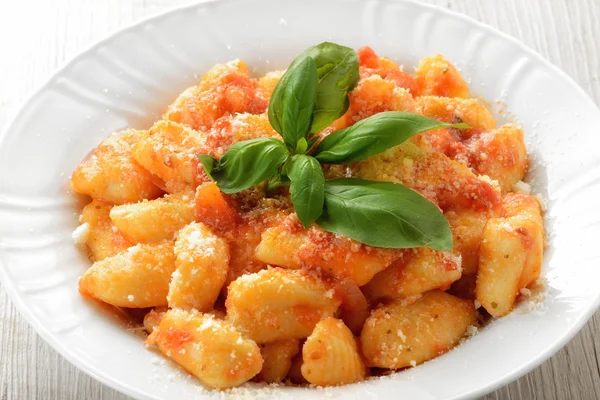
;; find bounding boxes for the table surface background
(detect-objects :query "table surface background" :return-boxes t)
[1,0,599,399]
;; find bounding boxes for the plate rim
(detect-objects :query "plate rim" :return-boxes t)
[1,0,599,399]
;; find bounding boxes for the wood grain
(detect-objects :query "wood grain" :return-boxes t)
[0,0,598,399]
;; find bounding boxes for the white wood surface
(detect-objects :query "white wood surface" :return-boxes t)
[1,0,599,399]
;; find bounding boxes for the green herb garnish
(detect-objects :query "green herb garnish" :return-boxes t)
[312,112,467,164]
[317,179,453,251]
[288,154,325,228]
[197,138,289,194]
[198,42,469,250]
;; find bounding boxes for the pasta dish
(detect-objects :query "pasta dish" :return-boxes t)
[70,42,544,389]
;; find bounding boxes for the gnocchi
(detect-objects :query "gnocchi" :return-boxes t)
[255,218,399,286]
[71,47,544,390]
[256,70,284,101]
[351,143,501,212]
[414,54,470,98]
[225,268,341,343]
[71,129,163,204]
[361,291,477,369]
[163,60,267,131]
[132,120,207,193]
[78,199,132,261]
[415,96,496,132]
[344,75,416,126]
[301,318,366,386]
[168,222,229,311]
[446,207,499,275]
[466,124,528,192]
[110,190,196,243]
[358,46,419,95]
[362,247,463,303]
[147,309,262,389]
[79,241,175,308]
[476,193,544,317]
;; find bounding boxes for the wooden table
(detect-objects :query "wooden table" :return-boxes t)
[1,1,598,399]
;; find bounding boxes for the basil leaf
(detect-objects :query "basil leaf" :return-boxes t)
[269,42,359,139]
[313,112,470,164]
[295,138,308,155]
[197,154,216,180]
[268,81,284,136]
[295,42,360,133]
[280,57,318,149]
[317,178,452,251]
[204,138,289,194]
[300,43,360,133]
[268,56,318,147]
[288,155,325,228]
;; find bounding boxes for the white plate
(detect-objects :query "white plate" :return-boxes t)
[1,0,599,399]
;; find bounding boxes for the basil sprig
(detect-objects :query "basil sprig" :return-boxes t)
[197,42,466,250]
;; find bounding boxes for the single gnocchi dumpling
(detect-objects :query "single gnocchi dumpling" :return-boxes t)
[163,60,266,131]
[253,224,305,268]
[301,318,366,386]
[343,75,416,127]
[414,54,470,98]
[361,290,477,369]
[476,193,544,317]
[132,120,207,193]
[362,247,462,303]
[357,46,419,95]
[195,182,239,233]
[71,129,163,204]
[78,241,175,308]
[209,113,280,150]
[255,216,399,286]
[147,309,262,389]
[256,339,300,383]
[466,124,529,192]
[168,222,229,311]
[415,96,496,132]
[413,96,496,152]
[78,199,132,261]
[446,207,499,275]
[409,96,504,154]
[225,268,341,343]
[110,190,196,243]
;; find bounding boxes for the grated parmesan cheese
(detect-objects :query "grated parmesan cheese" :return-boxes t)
[512,180,532,194]
[519,287,532,296]
[72,223,90,245]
